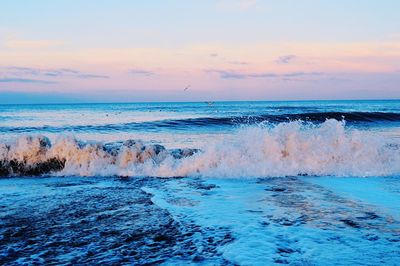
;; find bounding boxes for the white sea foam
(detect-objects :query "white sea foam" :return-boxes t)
[0,120,399,177]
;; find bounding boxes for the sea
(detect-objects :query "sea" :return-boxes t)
[0,100,399,265]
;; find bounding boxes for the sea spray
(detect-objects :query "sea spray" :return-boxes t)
[0,119,399,177]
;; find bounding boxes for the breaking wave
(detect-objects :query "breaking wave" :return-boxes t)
[0,119,399,178]
[1,112,400,134]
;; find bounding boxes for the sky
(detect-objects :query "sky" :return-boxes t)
[0,0,400,103]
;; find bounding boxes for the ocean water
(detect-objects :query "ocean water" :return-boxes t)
[0,100,400,265]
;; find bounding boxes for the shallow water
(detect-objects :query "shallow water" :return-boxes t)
[0,100,399,265]
[1,176,399,265]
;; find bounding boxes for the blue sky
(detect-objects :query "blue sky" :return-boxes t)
[0,0,399,103]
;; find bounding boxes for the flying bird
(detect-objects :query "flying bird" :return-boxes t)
[184,85,190,91]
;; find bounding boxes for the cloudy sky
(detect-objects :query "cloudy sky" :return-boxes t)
[1,0,399,103]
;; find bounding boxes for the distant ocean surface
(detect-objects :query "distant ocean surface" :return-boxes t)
[1,100,400,177]
[1,100,400,265]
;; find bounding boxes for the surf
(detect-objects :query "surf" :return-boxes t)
[1,119,399,178]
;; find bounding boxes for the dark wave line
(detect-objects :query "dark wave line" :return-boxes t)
[279,111,400,122]
[1,112,400,133]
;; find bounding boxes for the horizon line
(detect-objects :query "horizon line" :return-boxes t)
[1,98,399,106]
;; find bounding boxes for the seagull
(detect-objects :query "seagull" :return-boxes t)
[205,101,215,106]
[184,85,190,91]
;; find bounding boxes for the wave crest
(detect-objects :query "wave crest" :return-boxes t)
[0,119,399,177]
[2,111,400,134]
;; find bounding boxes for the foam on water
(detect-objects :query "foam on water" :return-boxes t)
[144,177,400,265]
[1,119,399,178]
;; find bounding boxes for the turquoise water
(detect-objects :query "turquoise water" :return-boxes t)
[1,100,400,145]
[0,100,399,265]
